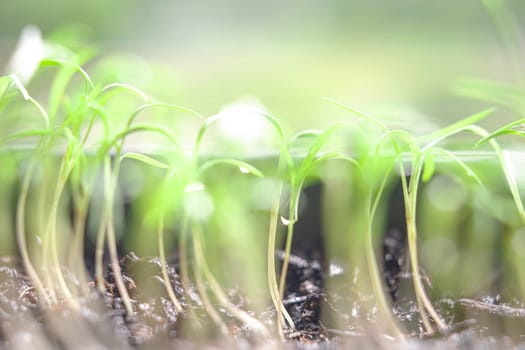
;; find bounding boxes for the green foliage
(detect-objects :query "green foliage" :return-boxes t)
[1,28,524,342]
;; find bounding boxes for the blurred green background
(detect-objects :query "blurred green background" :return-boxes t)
[1,0,525,132]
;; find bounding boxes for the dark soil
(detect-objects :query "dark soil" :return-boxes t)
[2,242,525,349]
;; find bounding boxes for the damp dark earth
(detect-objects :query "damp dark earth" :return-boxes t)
[2,227,525,349]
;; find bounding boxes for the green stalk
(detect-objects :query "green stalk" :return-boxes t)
[178,213,212,335]
[277,182,301,327]
[190,160,269,336]
[366,165,405,339]
[266,182,294,338]
[5,75,54,304]
[94,193,108,293]
[192,224,269,337]
[16,159,52,306]
[93,152,133,319]
[35,161,56,302]
[157,206,184,313]
[121,155,184,313]
[93,102,196,315]
[41,152,78,307]
[178,215,191,297]
[399,156,447,333]
[192,242,229,335]
[68,184,91,295]
[193,111,286,337]
[104,154,134,316]
[66,153,96,294]
[25,55,97,306]
[328,99,443,334]
[42,126,97,305]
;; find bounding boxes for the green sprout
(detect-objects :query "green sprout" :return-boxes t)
[92,101,197,316]
[189,113,271,337]
[1,23,525,346]
[276,125,360,332]
[329,98,493,334]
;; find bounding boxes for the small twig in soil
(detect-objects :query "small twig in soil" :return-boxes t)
[283,294,321,306]
[397,271,433,289]
[275,250,321,271]
[457,298,525,318]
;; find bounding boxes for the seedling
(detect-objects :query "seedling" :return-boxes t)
[1,17,525,346]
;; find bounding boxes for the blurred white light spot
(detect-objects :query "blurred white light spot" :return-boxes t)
[216,98,272,148]
[239,166,249,174]
[5,25,46,84]
[351,306,359,318]
[184,189,214,222]
[184,182,205,193]
[329,262,344,277]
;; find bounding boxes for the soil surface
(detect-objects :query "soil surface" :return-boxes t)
[1,241,525,350]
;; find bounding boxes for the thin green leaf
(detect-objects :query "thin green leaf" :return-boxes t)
[126,102,204,131]
[86,102,111,142]
[311,151,362,173]
[8,75,50,128]
[300,126,340,171]
[40,58,95,90]
[8,74,30,100]
[323,97,388,131]
[100,83,150,103]
[47,62,84,123]
[1,129,55,144]
[375,129,419,158]
[120,152,170,169]
[107,124,182,154]
[424,147,485,189]
[194,109,287,156]
[197,158,264,178]
[298,122,363,180]
[476,118,525,146]
[420,108,494,151]
[288,129,322,146]
[468,125,525,223]
[422,152,435,183]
